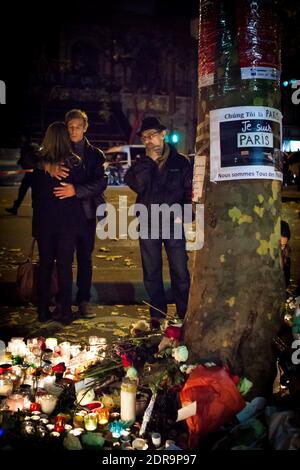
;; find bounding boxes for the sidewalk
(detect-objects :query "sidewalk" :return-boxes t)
[0,303,177,344]
[0,186,192,305]
[0,185,299,307]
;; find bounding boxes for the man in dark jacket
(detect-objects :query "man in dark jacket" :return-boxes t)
[5,134,39,215]
[124,116,192,328]
[52,109,107,318]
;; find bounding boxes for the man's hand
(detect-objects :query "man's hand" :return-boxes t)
[45,164,70,180]
[53,183,76,199]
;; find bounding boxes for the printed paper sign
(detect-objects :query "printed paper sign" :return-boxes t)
[192,155,206,202]
[210,106,282,182]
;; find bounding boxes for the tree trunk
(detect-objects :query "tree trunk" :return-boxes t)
[184,0,285,396]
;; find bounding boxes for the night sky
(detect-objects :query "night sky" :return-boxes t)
[0,0,299,145]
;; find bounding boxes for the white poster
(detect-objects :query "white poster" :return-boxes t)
[192,154,206,202]
[210,106,282,182]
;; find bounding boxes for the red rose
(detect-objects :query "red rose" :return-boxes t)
[164,326,182,341]
[121,354,133,368]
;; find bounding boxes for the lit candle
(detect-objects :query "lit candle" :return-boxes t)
[0,378,13,396]
[151,432,161,447]
[54,415,65,433]
[96,406,109,425]
[60,342,71,359]
[37,394,58,415]
[45,338,58,350]
[6,393,25,412]
[84,413,98,431]
[132,438,148,450]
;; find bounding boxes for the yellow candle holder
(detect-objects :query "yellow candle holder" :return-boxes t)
[96,406,109,425]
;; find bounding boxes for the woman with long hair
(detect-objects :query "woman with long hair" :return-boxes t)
[32,121,87,325]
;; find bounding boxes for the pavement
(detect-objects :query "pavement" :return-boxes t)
[0,184,299,344]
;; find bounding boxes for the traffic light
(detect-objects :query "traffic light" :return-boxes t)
[166,131,181,144]
[282,79,297,87]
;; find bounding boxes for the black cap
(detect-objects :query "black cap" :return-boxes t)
[136,116,166,136]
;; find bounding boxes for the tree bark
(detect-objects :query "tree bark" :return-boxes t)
[184,0,285,396]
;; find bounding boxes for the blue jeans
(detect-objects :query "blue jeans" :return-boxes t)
[139,232,190,320]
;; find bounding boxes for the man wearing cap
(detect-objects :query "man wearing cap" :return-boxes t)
[124,116,192,328]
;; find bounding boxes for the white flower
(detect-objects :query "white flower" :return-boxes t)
[172,345,189,363]
[179,364,197,374]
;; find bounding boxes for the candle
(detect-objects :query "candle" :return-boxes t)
[120,378,137,422]
[151,432,161,447]
[27,338,39,350]
[84,413,98,431]
[70,344,81,358]
[69,428,84,436]
[54,415,65,433]
[73,411,86,428]
[30,402,41,412]
[37,394,58,415]
[59,342,71,359]
[45,338,58,350]
[0,378,13,396]
[132,438,148,450]
[6,393,25,412]
[96,406,109,425]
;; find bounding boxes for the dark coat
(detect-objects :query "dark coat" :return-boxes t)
[74,138,107,219]
[32,155,88,238]
[124,144,193,212]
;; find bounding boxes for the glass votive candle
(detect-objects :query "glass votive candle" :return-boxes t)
[73,411,86,428]
[37,394,58,415]
[0,377,13,396]
[70,344,81,358]
[30,402,41,412]
[54,415,65,433]
[96,406,109,425]
[84,412,98,431]
[59,342,71,359]
[45,338,58,350]
[132,438,148,450]
[151,432,161,447]
[6,393,25,412]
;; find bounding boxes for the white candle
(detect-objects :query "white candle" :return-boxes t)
[151,432,161,447]
[37,394,58,415]
[0,379,13,396]
[120,378,137,422]
[45,338,58,350]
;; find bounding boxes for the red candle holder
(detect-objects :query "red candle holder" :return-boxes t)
[30,402,41,412]
[54,415,65,433]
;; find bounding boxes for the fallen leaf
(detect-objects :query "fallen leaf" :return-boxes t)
[112,329,128,337]
[111,311,119,316]
[99,247,111,252]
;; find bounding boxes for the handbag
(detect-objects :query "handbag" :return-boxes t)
[16,238,58,303]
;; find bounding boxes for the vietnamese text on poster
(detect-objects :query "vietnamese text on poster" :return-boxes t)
[210,106,283,182]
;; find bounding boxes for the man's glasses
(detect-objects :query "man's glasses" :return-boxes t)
[140,131,160,143]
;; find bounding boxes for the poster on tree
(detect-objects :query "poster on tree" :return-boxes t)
[210,106,282,182]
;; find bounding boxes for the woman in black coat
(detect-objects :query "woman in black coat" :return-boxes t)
[32,122,87,325]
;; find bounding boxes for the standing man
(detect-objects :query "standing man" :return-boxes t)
[6,134,39,215]
[52,109,107,319]
[124,116,193,328]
